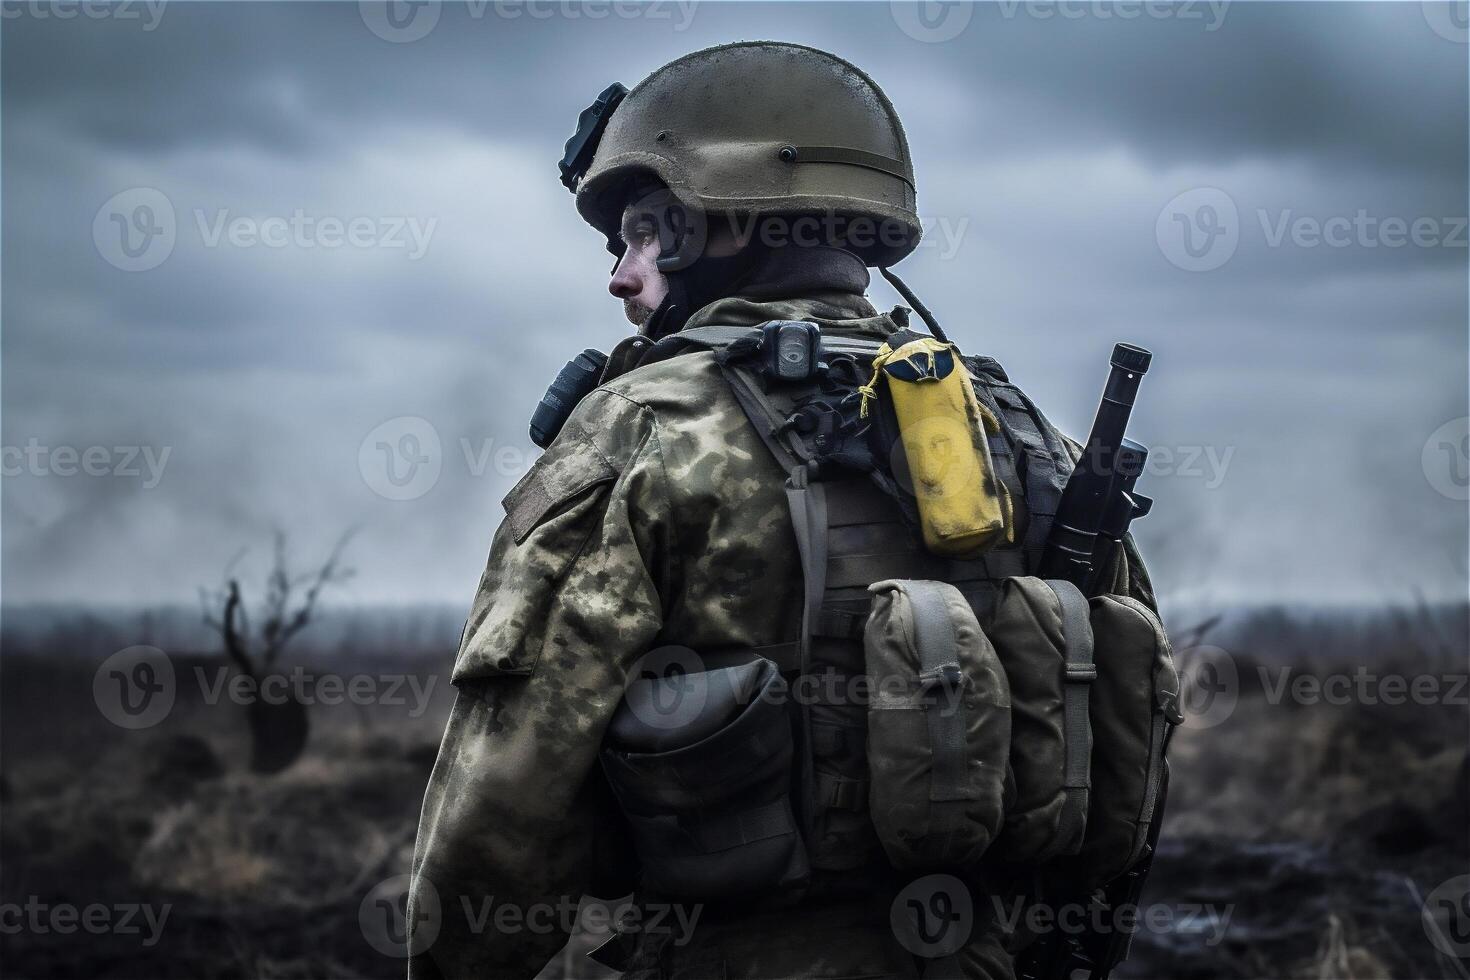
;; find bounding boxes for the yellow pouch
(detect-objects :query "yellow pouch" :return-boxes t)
[861,336,1014,558]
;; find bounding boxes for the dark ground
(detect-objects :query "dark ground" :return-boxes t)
[1,604,1466,979]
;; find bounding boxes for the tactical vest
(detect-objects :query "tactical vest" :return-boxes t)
[639,324,1076,878]
[595,322,1179,980]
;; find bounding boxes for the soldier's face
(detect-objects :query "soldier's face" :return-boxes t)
[609,205,669,327]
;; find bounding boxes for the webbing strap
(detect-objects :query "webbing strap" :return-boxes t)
[998,395,1063,571]
[904,582,972,803]
[1131,713,1171,866]
[1045,579,1095,850]
[688,798,797,853]
[786,467,828,667]
[675,324,762,349]
[700,642,803,674]
[784,464,828,849]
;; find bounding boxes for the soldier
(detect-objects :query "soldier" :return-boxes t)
[409,41,1163,980]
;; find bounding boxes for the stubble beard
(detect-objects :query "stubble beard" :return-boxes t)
[624,299,655,328]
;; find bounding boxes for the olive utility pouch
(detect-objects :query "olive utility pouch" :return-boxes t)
[982,576,1096,864]
[864,579,1011,871]
[600,657,810,900]
[1062,594,1182,889]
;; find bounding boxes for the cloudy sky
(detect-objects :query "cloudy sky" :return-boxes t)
[3,0,1466,618]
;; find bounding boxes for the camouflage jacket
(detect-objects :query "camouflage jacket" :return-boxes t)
[407,287,1151,980]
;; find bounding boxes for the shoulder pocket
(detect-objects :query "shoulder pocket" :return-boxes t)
[502,430,617,544]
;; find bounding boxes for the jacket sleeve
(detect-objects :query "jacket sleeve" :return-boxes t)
[408,390,671,978]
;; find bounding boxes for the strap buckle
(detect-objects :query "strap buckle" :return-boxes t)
[918,661,966,699]
[1064,663,1099,683]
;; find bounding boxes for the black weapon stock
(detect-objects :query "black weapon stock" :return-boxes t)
[1038,343,1153,592]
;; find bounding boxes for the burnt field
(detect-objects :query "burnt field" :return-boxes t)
[1,603,1465,979]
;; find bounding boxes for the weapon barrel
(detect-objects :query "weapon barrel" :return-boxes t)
[1038,344,1151,588]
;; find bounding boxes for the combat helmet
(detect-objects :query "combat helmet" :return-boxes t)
[560,41,922,271]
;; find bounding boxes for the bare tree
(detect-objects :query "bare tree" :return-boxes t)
[201,529,355,773]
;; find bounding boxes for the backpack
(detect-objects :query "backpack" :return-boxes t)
[598,322,1181,980]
